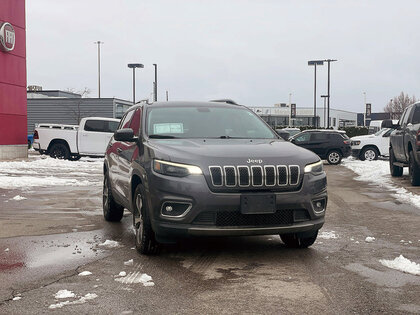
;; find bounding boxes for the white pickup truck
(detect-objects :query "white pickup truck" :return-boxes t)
[350,128,393,160]
[33,117,120,160]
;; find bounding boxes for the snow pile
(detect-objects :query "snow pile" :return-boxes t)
[124,259,134,266]
[379,255,420,276]
[0,156,103,189]
[365,236,376,243]
[78,271,92,276]
[318,231,338,239]
[4,248,9,252]
[12,297,21,301]
[118,271,127,277]
[115,272,155,286]
[98,240,121,248]
[343,159,420,208]
[11,195,27,201]
[54,290,75,299]
[49,293,98,309]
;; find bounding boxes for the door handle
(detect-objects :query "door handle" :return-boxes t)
[117,148,123,153]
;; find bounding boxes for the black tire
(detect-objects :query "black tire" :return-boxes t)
[360,146,379,161]
[103,174,124,222]
[389,147,403,177]
[28,140,31,149]
[408,150,420,186]
[280,230,318,248]
[49,143,70,160]
[133,185,160,255]
[327,150,342,165]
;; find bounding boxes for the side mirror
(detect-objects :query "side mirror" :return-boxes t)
[382,119,397,129]
[289,138,296,143]
[114,128,135,142]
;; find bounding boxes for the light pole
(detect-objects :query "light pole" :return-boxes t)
[321,95,328,128]
[153,64,158,102]
[324,59,337,128]
[288,93,292,127]
[363,92,367,126]
[94,41,103,98]
[308,60,324,127]
[127,63,144,104]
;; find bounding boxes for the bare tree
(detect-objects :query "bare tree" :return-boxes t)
[65,87,92,124]
[384,92,416,119]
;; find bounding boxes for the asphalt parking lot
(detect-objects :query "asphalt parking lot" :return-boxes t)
[0,154,419,314]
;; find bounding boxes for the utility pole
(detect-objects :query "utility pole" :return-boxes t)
[153,64,158,102]
[94,41,103,98]
[325,59,337,128]
[166,90,169,101]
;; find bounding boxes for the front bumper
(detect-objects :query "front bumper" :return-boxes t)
[145,171,327,240]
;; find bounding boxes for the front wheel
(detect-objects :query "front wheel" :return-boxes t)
[49,143,70,160]
[280,230,318,248]
[133,185,160,255]
[327,150,342,165]
[360,147,378,161]
[389,147,403,177]
[103,174,124,222]
[408,150,420,186]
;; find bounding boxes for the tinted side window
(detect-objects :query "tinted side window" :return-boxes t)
[84,120,106,132]
[411,106,420,124]
[129,108,142,136]
[310,133,328,141]
[118,110,135,130]
[400,108,410,126]
[108,121,120,133]
[295,133,311,143]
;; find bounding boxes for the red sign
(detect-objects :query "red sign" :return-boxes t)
[0,22,15,52]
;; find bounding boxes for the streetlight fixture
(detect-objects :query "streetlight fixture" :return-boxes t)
[308,60,324,127]
[153,64,158,102]
[127,63,144,104]
[94,41,103,98]
[324,59,337,128]
[321,95,328,128]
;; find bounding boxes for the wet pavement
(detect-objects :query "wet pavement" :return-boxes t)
[0,154,419,314]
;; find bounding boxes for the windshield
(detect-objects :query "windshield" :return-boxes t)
[374,128,387,136]
[146,106,277,139]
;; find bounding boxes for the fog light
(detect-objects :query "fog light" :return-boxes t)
[312,198,326,213]
[161,202,192,217]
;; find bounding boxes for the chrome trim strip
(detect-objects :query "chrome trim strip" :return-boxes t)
[223,165,237,187]
[160,201,193,218]
[237,165,250,187]
[209,166,223,187]
[251,165,263,187]
[264,165,276,187]
[277,165,288,186]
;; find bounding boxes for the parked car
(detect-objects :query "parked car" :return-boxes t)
[274,129,290,140]
[33,117,120,160]
[384,102,420,186]
[103,101,327,254]
[350,128,393,160]
[290,130,351,165]
[27,134,34,149]
[282,128,301,137]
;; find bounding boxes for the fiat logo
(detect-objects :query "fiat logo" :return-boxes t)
[0,22,16,52]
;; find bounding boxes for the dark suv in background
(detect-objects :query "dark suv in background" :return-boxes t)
[103,101,328,254]
[290,130,351,165]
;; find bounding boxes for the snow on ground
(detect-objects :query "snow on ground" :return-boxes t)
[118,271,127,277]
[49,293,98,309]
[124,259,134,266]
[98,240,121,248]
[379,255,420,276]
[115,272,155,286]
[54,290,75,299]
[0,155,103,190]
[365,236,376,243]
[12,297,21,301]
[318,231,338,239]
[78,271,92,276]
[11,195,27,201]
[342,159,420,209]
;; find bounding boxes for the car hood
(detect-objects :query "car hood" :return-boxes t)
[146,138,319,167]
[351,134,377,141]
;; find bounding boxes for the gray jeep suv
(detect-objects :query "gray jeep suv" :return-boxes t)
[103,101,327,254]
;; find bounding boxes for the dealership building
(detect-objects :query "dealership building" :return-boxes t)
[0,0,27,159]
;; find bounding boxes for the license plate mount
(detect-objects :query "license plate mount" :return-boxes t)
[240,194,276,214]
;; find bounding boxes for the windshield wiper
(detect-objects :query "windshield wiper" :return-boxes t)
[149,134,178,139]
[217,136,247,139]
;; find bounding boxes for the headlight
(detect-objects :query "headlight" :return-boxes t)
[351,140,361,146]
[304,160,324,174]
[153,159,203,177]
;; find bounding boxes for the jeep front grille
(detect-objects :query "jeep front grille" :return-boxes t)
[208,165,301,188]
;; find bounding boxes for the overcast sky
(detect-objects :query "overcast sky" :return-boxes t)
[26,0,420,113]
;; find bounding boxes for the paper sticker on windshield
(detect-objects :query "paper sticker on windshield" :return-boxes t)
[153,123,184,134]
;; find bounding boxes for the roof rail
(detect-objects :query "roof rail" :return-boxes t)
[210,99,239,105]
